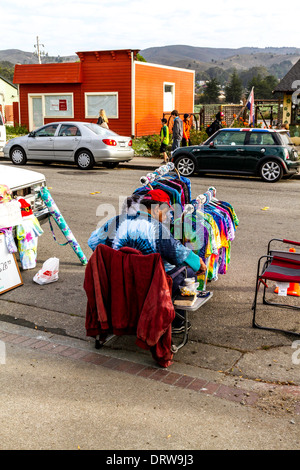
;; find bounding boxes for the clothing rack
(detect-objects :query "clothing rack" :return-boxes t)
[140,163,181,189]
[136,164,239,292]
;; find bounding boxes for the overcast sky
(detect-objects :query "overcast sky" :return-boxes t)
[1,0,299,57]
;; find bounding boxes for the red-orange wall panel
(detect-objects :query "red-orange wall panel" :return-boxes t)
[134,63,194,137]
[80,52,132,136]
[16,51,133,136]
[19,83,82,130]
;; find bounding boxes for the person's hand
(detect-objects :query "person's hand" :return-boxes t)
[196,259,207,275]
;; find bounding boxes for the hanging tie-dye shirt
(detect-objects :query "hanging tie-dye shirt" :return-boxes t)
[88,211,201,273]
[16,215,43,270]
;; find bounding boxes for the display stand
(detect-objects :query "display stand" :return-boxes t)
[0,234,23,294]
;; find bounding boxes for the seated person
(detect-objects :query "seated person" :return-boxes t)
[88,189,207,332]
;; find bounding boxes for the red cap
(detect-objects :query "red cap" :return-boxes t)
[143,189,172,207]
[18,198,33,217]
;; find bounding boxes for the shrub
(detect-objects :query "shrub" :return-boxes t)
[6,124,28,139]
[133,134,166,157]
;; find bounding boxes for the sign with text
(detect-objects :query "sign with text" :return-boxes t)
[0,234,23,294]
[59,99,67,111]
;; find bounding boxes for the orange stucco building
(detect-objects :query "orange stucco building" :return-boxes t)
[13,49,194,137]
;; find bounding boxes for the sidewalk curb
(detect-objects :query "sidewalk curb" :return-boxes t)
[1,321,299,415]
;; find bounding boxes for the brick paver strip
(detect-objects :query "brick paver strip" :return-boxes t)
[68,349,91,360]
[113,359,140,373]
[1,334,20,342]
[59,347,82,357]
[187,378,208,392]
[81,352,110,365]
[101,357,125,369]
[150,369,170,381]
[175,375,195,389]
[161,372,182,385]
[13,338,43,348]
[216,384,251,403]
[39,342,60,352]
[3,327,293,410]
[9,335,35,345]
[199,382,220,395]
[137,366,157,378]
[31,340,52,349]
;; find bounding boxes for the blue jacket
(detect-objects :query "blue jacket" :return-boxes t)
[88,211,200,273]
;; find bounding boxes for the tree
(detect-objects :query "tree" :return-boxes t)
[200,78,220,104]
[225,70,243,103]
[136,53,146,62]
[247,74,278,99]
[239,66,268,87]
[0,61,14,82]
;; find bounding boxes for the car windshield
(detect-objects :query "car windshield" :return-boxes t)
[213,131,246,145]
[84,123,117,136]
[279,131,293,146]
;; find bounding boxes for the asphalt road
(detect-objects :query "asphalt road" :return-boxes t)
[1,157,300,450]
[1,158,300,382]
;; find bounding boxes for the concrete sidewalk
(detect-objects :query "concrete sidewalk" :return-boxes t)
[0,320,299,450]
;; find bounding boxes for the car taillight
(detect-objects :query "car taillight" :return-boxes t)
[128,140,132,146]
[284,148,289,159]
[102,139,117,146]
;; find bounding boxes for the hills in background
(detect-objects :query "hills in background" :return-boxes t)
[139,45,300,79]
[0,49,77,65]
[0,45,299,81]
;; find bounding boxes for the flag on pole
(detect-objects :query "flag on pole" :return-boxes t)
[246,87,255,126]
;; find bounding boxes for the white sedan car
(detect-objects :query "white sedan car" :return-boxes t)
[0,112,6,152]
[4,121,134,170]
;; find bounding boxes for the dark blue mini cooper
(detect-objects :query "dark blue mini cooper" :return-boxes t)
[171,128,300,182]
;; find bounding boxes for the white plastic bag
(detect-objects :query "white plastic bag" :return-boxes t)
[33,257,59,285]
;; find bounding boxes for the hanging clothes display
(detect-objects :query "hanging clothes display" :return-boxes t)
[16,199,43,270]
[0,227,18,254]
[134,163,239,292]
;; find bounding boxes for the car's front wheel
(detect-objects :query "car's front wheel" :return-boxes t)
[75,150,95,170]
[260,160,283,182]
[10,146,27,165]
[175,155,196,176]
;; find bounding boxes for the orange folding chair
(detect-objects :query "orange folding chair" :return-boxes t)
[252,238,300,336]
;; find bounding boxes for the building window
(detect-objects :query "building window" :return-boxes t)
[163,83,175,112]
[44,94,73,118]
[85,93,118,119]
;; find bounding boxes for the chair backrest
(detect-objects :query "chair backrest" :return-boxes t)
[269,250,300,262]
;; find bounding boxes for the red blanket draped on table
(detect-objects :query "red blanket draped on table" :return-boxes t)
[84,245,175,367]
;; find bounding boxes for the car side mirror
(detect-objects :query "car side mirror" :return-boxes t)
[209,141,215,148]
[28,131,36,137]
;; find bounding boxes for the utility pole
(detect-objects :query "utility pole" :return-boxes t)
[34,36,44,64]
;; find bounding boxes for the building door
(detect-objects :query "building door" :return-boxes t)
[29,96,44,130]
[164,83,175,112]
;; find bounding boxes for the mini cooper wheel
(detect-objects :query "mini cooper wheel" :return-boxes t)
[76,150,95,170]
[260,160,283,183]
[175,155,196,176]
[10,146,27,165]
